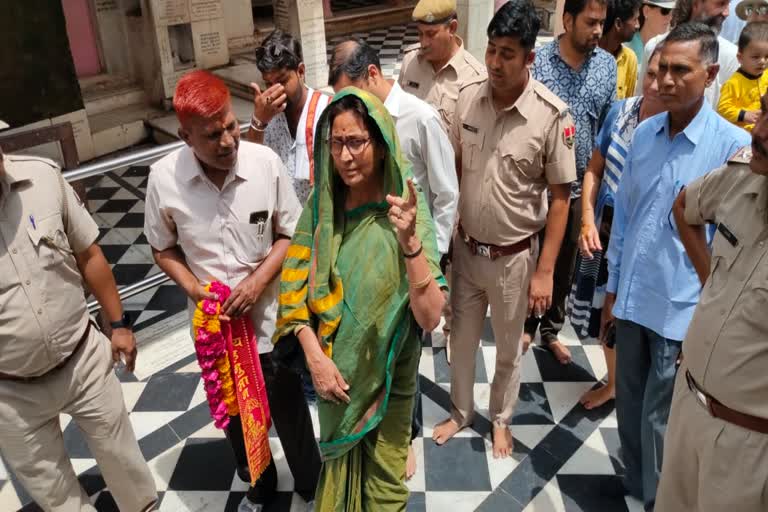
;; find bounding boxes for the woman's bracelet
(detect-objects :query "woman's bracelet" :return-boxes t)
[410,273,432,289]
[403,243,423,259]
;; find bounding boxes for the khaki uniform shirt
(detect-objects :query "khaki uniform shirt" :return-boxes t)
[683,147,768,418]
[144,142,302,354]
[450,76,577,246]
[0,155,100,377]
[398,37,486,133]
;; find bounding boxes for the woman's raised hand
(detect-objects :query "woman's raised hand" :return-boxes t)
[386,178,419,250]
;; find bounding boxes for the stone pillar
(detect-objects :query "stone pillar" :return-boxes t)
[456,0,494,61]
[554,0,565,37]
[273,0,329,89]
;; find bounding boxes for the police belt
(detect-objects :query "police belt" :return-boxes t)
[0,321,92,382]
[458,225,531,260]
[685,370,768,435]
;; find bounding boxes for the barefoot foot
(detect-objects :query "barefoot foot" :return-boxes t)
[548,340,572,365]
[521,333,533,355]
[432,418,462,445]
[579,383,615,410]
[405,444,417,480]
[492,425,514,459]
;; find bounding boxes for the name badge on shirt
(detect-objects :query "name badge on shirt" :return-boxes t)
[462,123,479,134]
[717,222,739,247]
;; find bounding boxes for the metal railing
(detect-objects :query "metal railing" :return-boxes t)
[73,122,251,312]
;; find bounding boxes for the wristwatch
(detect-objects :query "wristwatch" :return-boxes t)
[110,312,133,331]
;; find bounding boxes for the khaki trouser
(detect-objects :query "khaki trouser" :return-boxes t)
[449,233,537,427]
[656,366,768,512]
[0,325,157,512]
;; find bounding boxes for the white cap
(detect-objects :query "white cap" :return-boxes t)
[643,0,676,8]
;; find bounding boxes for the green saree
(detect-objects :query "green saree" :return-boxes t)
[273,88,445,510]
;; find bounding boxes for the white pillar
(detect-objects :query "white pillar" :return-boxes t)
[456,0,494,61]
[273,0,329,89]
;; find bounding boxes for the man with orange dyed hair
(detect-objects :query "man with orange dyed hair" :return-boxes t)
[144,70,320,511]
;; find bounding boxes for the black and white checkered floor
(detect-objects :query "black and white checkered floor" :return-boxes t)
[0,24,633,512]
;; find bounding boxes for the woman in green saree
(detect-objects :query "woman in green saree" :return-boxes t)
[273,88,446,511]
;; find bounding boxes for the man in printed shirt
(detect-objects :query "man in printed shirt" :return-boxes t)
[246,30,331,205]
[144,71,320,512]
[603,23,750,510]
[528,0,616,365]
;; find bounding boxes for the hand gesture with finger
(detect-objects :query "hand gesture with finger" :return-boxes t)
[386,179,420,251]
[250,82,288,126]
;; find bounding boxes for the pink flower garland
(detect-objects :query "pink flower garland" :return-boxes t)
[193,282,236,429]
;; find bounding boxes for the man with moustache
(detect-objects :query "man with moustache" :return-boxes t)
[431,0,576,459]
[603,23,750,510]
[398,0,487,133]
[144,70,320,512]
[526,0,616,365]
[637,0,739,105]
[656,94,768,512]
[247,30,331,205]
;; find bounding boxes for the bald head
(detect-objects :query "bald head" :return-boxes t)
[328,38,382,90]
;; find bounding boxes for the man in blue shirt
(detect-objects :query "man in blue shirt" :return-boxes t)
[527,0,617,364]
[603,23,750,510]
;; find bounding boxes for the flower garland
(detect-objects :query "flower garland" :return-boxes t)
[193,282,238,428]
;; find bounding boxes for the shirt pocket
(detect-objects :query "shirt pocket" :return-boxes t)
[26,214,72,270]
[227,221,271,266]
[460,127,485,174]
[708,230,744,290]
[438,90,458,132]
[500,142,543,185]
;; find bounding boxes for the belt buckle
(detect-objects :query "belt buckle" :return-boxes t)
[686,371,709,409]
[477,244,491,259]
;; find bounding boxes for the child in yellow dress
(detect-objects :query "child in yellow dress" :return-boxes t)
[717,21,768,131]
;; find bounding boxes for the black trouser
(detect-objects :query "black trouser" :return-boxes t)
[524,198,581,345]
[226,353,321,503]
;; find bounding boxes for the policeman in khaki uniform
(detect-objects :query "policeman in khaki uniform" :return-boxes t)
[432,0,577,458]
[399,0,487,135]
[399,0,486,361]
[0,142,157,510]
[658,98,768,512]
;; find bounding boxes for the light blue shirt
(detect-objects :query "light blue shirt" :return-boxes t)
[606,101,750,341]
[721,1,747,45]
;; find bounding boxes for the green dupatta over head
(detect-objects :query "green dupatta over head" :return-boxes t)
[273,87,445,460]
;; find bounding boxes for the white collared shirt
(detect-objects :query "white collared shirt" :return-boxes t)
[263,88,331,205]
[144,142,302,353]
[383,82,458,254]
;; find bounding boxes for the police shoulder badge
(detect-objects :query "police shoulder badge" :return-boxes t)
[728,145,752,164]
[563,125,576,149]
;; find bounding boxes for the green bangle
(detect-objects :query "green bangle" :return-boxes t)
[403,243,423,259]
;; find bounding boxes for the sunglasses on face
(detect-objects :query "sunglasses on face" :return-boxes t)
[745,5,768,15]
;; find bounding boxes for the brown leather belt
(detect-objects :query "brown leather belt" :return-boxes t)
[458,225,531,260]
[0,322,92,382]
[686,370,768,435]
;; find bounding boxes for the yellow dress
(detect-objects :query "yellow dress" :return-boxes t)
[717,69,768,132]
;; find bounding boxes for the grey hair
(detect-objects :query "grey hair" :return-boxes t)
[664,21,719,64]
